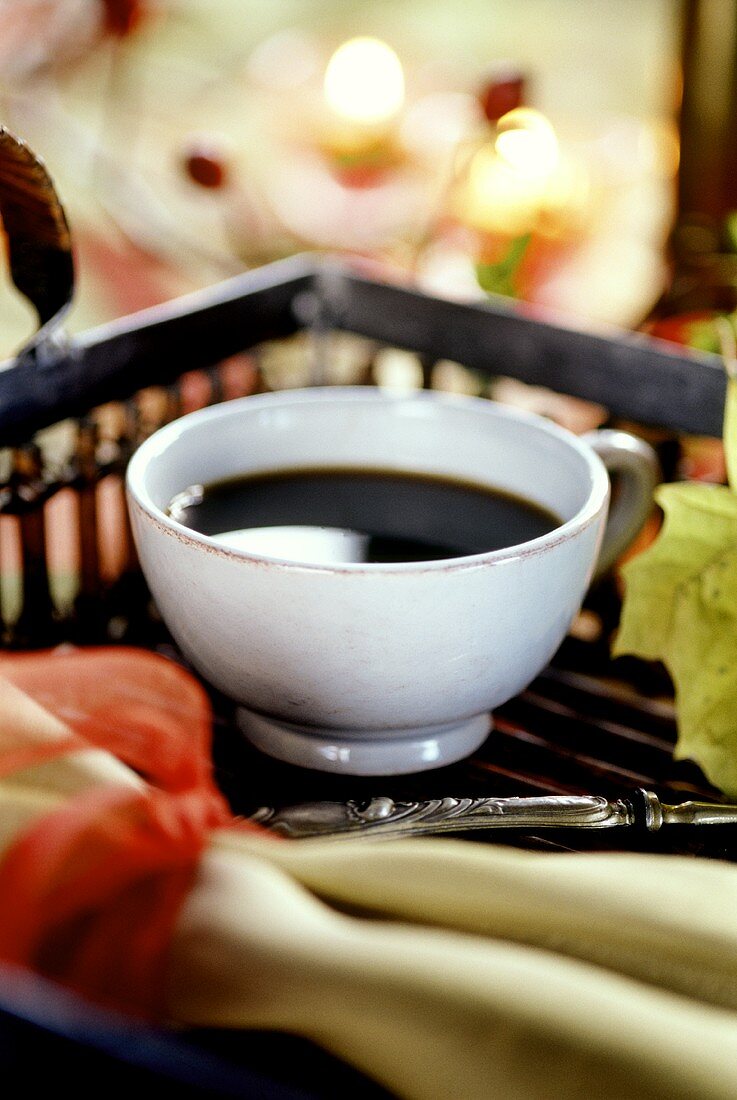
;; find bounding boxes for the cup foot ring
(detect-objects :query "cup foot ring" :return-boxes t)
[235,710,492,775]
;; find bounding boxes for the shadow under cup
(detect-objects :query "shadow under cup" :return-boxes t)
[126,387,610,776]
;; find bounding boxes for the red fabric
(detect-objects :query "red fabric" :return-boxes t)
[0,647,260,1019]
[0,737,85,778]
[0,648,218,795]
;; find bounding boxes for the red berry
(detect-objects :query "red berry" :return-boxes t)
[182,141,229,189]
[478,69,526,123]
[100,0,145,36]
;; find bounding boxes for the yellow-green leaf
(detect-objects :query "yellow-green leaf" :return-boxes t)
[667,548,737,794]
[614,482,737,794]
[615,483,737,659]
[715,313,737,490]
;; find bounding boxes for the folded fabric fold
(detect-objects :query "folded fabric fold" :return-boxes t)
[1,646,737,1100]
[223,831,737,1012]
[170,844,737,1100]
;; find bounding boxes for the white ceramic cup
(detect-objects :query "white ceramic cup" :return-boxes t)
[127,387,658,775]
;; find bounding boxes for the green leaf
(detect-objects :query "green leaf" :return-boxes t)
[718,313,737,491]
[725,211,737,253]
[475,233,531,298]
[685,318,723,355]
[614,482,737,794]
[667,548,737,793]
[710,313,737,491]
[615,483,737,657]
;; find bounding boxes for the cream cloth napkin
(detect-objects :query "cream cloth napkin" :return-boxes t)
[3,676,737,1100]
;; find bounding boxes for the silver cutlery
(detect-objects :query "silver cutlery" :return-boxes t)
[250,789,737,839]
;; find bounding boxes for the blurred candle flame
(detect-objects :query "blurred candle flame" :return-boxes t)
[494,108,560,178]
[454,107,584,237]
[323,37,405,125]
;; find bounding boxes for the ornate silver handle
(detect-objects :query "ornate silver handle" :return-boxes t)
[249,790,737,840]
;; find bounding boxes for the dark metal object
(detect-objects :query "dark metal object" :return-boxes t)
[0,256,312,447]
[0,128,74,355]
[316,268,728,436]
[0,444,58,646]
[69,419,105,639]
[0,255,728,447]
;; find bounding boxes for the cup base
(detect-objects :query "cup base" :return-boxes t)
[236,709,492,775]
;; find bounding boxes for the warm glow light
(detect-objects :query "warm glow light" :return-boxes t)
[494,108,560,178]
[461,143,548,234]
[455,114,586,238]
[324,37,405,125]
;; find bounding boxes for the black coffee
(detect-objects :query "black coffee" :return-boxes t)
[168,468,561,564]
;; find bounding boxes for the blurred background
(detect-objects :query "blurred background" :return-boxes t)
[0,2,735,377]
[0,0,703,355]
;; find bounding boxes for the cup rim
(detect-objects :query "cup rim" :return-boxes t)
[126,386,609,574]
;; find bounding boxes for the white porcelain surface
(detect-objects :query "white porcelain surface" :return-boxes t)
[237,709,492,776]
[126,387,651,775]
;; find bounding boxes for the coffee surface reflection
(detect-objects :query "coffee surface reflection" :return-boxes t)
[168,467,561,565]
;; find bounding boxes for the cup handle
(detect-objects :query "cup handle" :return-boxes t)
[580,429,661,579]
